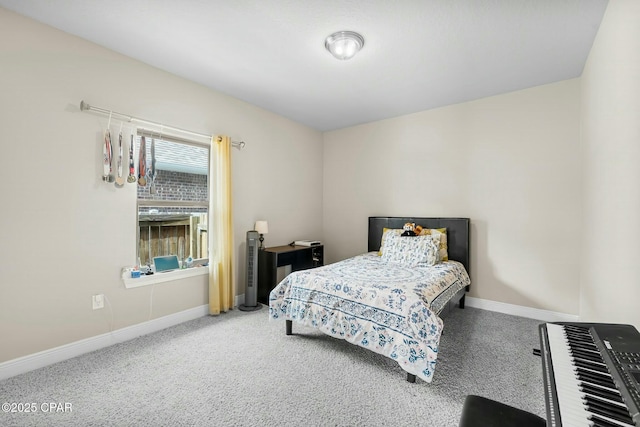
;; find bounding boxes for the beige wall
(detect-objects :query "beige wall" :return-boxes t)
[580,0,640,329]
[0,9,323,363]
[323,79,582,314]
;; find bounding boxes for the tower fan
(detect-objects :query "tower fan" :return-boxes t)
[239,230,262,311]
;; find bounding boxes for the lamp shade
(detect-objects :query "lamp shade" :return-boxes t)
[255,221,268,234]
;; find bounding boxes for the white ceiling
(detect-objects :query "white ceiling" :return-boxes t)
[0,0,608,131]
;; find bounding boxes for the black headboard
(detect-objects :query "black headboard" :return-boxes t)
[368,217,471,280]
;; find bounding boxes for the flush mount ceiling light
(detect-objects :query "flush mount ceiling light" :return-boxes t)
[324,31,365,60]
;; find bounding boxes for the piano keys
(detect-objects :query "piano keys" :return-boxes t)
[539,322,640,427]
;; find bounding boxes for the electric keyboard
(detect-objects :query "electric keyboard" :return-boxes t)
[539,322,640,426]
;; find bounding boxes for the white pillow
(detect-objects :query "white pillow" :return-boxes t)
[380,232,439,267]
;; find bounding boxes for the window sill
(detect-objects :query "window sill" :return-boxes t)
[122,266,209,289]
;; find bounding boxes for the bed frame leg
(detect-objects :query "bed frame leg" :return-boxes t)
[459,294,466,309]
[407,373,416,383]
[286,320,292,335]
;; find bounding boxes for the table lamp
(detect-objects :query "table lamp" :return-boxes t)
[255,220,268,250]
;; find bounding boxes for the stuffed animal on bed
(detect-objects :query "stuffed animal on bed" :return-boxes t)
[401,222,416,236]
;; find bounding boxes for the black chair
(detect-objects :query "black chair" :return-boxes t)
[458,395,546,427]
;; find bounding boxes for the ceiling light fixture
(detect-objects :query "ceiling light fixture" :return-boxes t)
[324,31,365,60]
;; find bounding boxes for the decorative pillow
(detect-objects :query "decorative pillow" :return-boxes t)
[379,227,448,262]
[417,228,448,262]
[378,228,401,256]
[380,232,439,267]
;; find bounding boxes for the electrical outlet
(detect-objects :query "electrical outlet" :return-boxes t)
[92,294,104,310]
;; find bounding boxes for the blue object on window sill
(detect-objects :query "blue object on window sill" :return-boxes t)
[122,266,209,289]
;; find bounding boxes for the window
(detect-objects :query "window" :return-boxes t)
[136,132,209,267]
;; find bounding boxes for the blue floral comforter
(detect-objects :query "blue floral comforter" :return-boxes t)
[268,252,471,382]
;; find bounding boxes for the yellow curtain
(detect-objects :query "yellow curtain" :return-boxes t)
[208,135,235,314]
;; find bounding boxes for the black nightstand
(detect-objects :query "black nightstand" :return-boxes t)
[257,245,323,304]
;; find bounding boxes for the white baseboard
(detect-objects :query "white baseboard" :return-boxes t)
[0,304,209,381]
[465,296,579,323]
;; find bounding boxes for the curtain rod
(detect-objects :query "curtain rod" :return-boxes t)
[79,100,245,149]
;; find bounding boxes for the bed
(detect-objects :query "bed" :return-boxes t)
[268,217,471,383]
